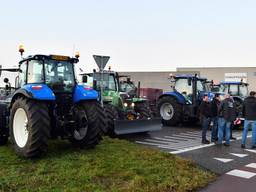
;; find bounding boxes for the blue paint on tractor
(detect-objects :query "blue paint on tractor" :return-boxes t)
[23,84,55,100]
[73,84,98,103]
[162,91,186,104]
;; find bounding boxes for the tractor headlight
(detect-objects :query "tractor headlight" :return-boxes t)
[124,103,128,107]
[131,103,135,107]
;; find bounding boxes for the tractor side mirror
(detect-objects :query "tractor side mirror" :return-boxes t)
[82,75,88,83]
[4,78,9,83]
[188,78,192,86]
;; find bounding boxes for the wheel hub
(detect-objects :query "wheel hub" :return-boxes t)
[160,103,174,120]
[73,109,88,140]
[13,108,29,148]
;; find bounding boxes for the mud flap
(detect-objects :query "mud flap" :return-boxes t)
[114,118,162,135]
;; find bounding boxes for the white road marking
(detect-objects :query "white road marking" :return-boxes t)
[230,153,248,158]
[144,139,178,144]
[245,163,256,169]
[164,136,189,141]
[136,130,247,154]
[226,169,256,179]
[245,149,256,154]
[170,143,214,154]
[213,158,234,163]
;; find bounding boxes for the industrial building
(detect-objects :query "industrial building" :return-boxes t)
[120,67,256,92]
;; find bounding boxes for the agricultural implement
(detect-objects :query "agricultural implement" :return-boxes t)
[81,55,161,135]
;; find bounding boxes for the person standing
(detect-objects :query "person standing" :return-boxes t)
[211,93,221,142]
[241,91,256,149]
[218,94,236,146]
[199,94,212,144]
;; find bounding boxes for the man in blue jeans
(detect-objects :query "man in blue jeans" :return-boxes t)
[241,91,256,149]
[218,94,236,146]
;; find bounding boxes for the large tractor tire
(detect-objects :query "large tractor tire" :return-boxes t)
[134,102,151,119]
[70,101,106,148]
[0,104,8,146]
[9,98,50,158]
[104,104,119,137]
[157,96,182,126]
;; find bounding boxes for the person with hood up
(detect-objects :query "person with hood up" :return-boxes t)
[241,91,256,149]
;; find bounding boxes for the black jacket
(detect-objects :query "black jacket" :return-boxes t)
[199,101,212,118]
[219,98,236,122]
[243,96,256,120]
[211,98,220,117]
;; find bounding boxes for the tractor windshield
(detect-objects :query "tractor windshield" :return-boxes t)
[93,73,117,91]
[44,59,75,92]
[175,78,206,95]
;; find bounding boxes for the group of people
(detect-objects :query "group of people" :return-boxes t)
[199,91,256,148]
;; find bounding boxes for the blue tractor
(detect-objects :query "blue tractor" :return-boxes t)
[157,74,214,126]
[0,47,106,157]
[218,81,249,116]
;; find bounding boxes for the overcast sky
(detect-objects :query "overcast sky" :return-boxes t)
[1,0,256,75]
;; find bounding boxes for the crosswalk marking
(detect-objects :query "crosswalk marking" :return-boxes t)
[245,149,256,154]
[226,169,256,179]
[245,163,256,169]
[230,153,248,158]
[135,130,246,153]
[214,158,233,163]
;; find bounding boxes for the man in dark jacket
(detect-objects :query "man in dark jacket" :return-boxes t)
[200,94,212,144]
[218,94,236,146]
[211,93,221,142]
[241,91,256,149]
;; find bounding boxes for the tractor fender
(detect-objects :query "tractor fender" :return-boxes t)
[158,92,186,104]
[73,84,99,103]
[11,84,55,105]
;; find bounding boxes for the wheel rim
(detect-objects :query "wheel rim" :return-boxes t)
[13,108,29,148]
[160,103,174,120]
[74,110,88,140]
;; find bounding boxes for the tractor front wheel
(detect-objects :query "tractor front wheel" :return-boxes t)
[134,102,151,119]
[70,101,106,148]
[10,98,50,157]
[104,104,119,137]
[157,96,182,126]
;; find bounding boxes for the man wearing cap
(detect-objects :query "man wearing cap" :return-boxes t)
[199,94,212,144]
[241,91,256,149]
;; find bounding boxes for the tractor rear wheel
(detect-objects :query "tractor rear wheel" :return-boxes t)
[70,101,106,148]
[157,96,182,126]
[134,102,151,119]
[104,104,119,137]
[0,104,8,146]
[10,98,50,157]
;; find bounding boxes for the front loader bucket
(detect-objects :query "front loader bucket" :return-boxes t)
[114,118,162,135]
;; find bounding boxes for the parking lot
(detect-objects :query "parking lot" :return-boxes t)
[120,125,256,192]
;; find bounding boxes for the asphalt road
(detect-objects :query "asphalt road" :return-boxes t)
[119,124,256,192]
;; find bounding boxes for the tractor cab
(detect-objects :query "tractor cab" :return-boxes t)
[219,81,248,98]
[171,74,210,105]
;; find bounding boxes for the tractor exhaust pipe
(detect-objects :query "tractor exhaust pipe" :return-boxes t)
[137,81,141,97]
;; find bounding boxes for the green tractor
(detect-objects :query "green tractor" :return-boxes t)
[81,55,161,135]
